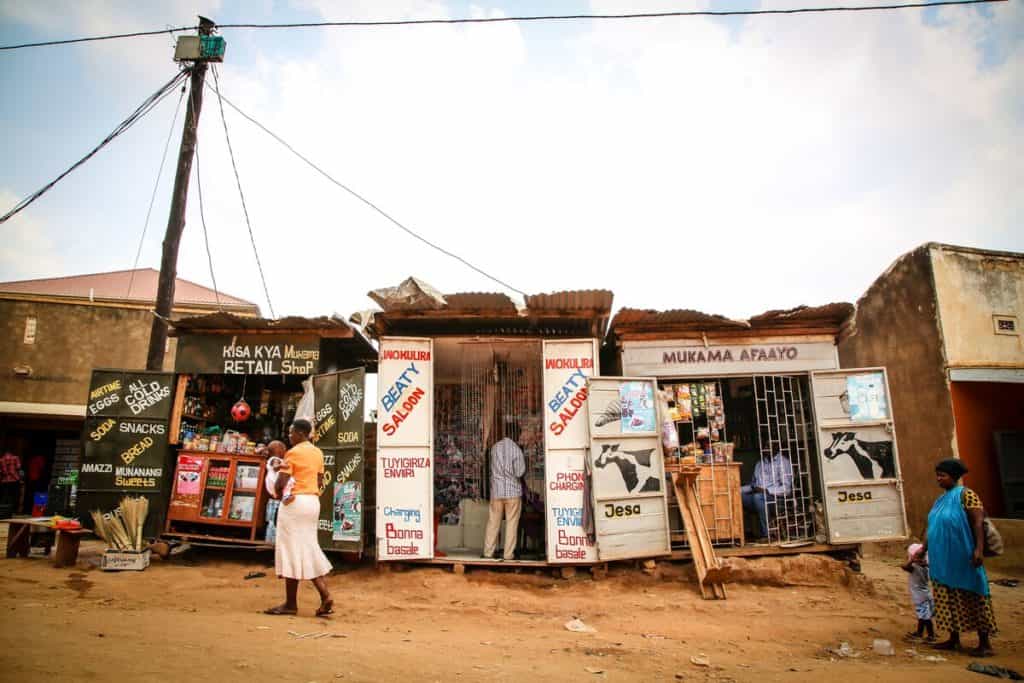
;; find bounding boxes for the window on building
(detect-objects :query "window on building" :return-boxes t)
[993,315,1018,336]
[23,317,37,344]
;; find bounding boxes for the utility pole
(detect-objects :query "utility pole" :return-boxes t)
[146,16,219,370]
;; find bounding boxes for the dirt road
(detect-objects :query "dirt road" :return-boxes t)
[0,539,1020,682]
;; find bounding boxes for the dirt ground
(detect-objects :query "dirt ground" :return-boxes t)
[0,536,1021,683]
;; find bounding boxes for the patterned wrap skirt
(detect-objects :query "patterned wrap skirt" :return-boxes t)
[275,494,332,580]
[931,581,997,634]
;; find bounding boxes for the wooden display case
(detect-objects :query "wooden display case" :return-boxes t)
[166,450,268,542]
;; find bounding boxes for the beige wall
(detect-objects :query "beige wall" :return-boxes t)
[0,299,176,408]
[838,245,956,535]
[931,246,1024,368]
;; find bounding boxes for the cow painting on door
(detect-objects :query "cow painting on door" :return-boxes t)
[811,368,908,543]
[823,431,896,480]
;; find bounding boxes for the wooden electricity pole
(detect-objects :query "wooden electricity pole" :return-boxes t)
[145,16,216,371]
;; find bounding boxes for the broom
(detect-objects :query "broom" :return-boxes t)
[117,496,150,551]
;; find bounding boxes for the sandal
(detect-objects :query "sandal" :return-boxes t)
[264,604,298,616]
[903,632,922,642]
[931,640,960,651]
[316,598,334,618]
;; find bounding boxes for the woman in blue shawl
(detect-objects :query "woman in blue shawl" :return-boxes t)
[915,458,996,657]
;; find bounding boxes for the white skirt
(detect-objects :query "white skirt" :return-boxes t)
[275,494,333,580]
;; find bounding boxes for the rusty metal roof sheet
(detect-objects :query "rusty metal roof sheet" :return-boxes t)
[610,308,747,330]
[171,312,360,335]
[443,292,519,312]
[609,302,853,336]
[367,289,613,338]
[747,302,854,326]
[525,290,614,314]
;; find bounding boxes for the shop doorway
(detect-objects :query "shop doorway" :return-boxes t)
[433,338,545,561]
[661,374,821,548]
[751,375,818,544]
[951,380,1024,519]
[0,423,80,518]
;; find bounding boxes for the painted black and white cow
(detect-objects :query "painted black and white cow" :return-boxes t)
[823,432,896,479]
[594,444,661,494]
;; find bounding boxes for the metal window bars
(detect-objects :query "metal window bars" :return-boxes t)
[753,375,816,544]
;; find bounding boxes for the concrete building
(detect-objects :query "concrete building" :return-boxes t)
[839,243,1024,533]
[0,268,258,515]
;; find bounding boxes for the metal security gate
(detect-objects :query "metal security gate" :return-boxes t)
[752,375,816,544]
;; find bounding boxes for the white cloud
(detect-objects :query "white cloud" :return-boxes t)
[0,189,63,281]
[2,0,1021,320]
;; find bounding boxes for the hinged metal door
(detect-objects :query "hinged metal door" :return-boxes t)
[542,339,600,564]
[375,337,434,560]
[586,376,671,561]
[810,367,909,543]
[312,367,366,555]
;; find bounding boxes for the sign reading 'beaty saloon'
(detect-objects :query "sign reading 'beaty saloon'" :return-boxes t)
[542,339,599,564]
[174,334,321,375]
[376,338,434,561]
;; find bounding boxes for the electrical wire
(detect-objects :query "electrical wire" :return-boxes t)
[193,141,223,310]
[205,81,528,297]
[126,82,187,300]
[210,65,275,318]
[0,25,196,51]
[0,1,1006,51]
[216,0,1007,28]
[0,68,190,224]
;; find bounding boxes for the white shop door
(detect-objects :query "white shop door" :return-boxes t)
[586,376,672,561]
[811,367,909,543]
[375,337,434,560]
[542,339,600,564]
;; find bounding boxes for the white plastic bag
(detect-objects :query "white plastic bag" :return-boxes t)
[295,376,315,422]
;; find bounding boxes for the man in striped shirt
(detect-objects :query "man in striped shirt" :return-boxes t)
[483,422,526,561]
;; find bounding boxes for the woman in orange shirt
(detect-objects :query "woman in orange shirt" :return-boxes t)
[265,419,334,617]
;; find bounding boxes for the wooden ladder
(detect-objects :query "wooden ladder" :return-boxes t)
[671,468,727,600]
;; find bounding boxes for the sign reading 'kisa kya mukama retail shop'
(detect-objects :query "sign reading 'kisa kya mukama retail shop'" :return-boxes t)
[175,335,321,375]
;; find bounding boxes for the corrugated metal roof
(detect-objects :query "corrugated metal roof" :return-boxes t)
[171,312,360,334]
[0,268,258,310]
[443,292,519,312]
[747,302,854,326]
[367,289,613,338]
[525,289,614,313]
[610,308,748,329]
[609,302,853,335]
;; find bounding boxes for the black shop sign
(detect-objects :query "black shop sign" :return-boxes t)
[175,334,321,375]
[78,369,175,538]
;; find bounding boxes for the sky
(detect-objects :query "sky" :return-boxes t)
[0,0,1021,321]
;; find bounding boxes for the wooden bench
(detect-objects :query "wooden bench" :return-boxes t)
[2,519,91,568]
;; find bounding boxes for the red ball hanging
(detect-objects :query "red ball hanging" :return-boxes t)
[231,400,252,423]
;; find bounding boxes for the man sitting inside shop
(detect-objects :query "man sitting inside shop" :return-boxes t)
[741,448,794,543]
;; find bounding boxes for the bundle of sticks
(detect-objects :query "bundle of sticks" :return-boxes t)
[90,496,149,551]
